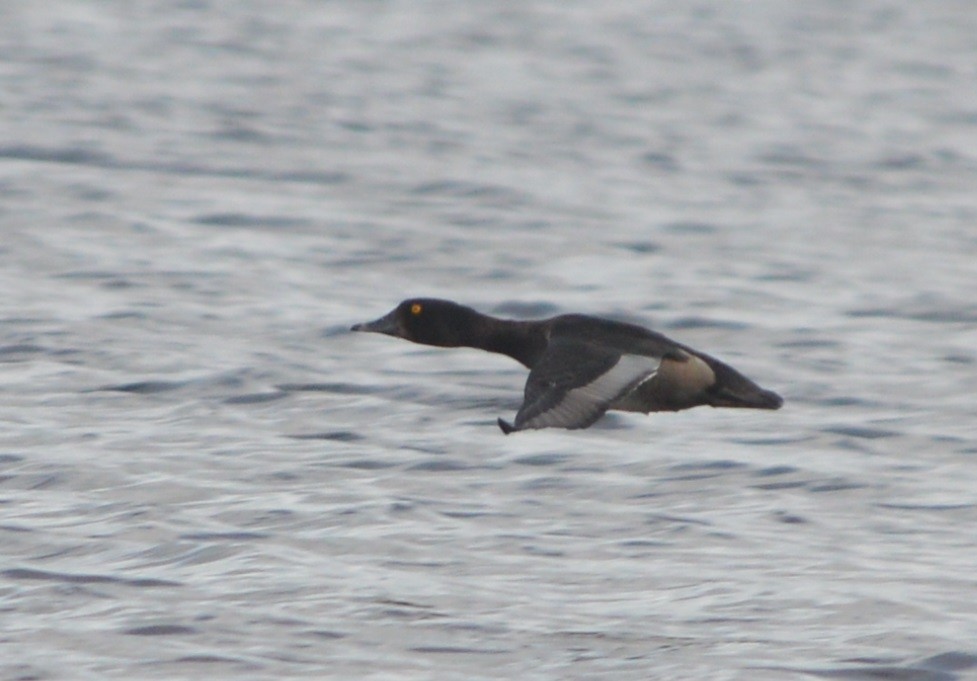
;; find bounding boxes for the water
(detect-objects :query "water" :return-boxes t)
[2,2,977,679]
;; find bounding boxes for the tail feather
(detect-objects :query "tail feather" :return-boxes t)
[708,383,784,409]
[621,350,783,413]
[700,353,783,410]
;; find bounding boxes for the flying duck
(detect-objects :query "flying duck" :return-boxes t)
[351,298,782,433]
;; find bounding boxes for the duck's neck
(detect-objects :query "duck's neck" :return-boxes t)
[459,312,547,369]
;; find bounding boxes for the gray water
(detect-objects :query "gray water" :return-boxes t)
[2,2,977,679]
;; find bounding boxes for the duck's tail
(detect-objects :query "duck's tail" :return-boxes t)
[700,353,783,410]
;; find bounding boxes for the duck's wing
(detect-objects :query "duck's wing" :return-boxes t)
[498,341,659,433]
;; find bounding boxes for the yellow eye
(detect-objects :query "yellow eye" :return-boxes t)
[410,303,423,315]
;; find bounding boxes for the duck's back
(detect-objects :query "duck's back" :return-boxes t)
[546,314,683,360]
[546,313,782,414]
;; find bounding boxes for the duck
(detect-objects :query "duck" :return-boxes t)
[351,298,783,433]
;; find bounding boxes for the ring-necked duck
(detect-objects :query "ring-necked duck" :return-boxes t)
[352,299,782,433]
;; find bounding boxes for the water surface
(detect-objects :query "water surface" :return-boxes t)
[2,2,976,679]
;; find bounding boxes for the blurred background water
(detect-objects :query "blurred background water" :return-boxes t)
[1,2,976,679]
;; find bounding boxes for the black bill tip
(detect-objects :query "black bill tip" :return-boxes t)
[350,309,401,336]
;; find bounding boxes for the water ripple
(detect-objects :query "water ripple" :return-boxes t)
[2,568,180,588]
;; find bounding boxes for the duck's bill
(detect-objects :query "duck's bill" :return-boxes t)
[350,309,400,336]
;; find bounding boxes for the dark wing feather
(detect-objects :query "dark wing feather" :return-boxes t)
[500,341,659,432]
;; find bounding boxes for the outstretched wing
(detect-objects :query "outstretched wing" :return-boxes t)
[498,341,659,433]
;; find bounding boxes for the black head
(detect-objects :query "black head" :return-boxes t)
[351,298,482,347]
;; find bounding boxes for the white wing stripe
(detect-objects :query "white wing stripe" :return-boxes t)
[521,354,659,429]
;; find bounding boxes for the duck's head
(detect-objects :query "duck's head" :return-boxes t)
[351,298,481,347]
